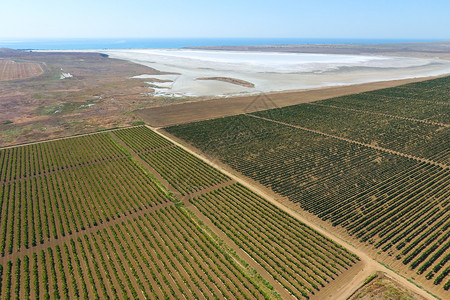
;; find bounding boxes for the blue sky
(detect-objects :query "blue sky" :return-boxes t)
[1,0,449,39]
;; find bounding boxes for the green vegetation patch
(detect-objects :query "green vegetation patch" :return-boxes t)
[165,76,450,291]
[36,100,96,116]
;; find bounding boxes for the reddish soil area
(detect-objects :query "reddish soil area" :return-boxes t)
[0,59,43,81]
[0,49,166,146]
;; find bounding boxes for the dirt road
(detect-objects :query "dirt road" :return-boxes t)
[246,113,448,170]
[0,125,141,150]
[152,125,437,300]
[136,74,449,127]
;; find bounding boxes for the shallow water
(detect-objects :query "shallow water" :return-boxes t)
[94,49,450,97]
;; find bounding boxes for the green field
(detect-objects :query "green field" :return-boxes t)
[192,183,358,299]
[0,126,360,299]
[166,76,450,292]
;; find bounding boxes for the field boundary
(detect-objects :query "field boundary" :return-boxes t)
[307,102,449,127]
[109,131,184,199]
[368,93,450,107]
[110,129,293,298]
[245,113,449,169]
[180,204,286,299]
[135,75,450,127]
[0,201,174,265]
[0,125,143,150]
[153,125,439,300]
[0,59,44,82]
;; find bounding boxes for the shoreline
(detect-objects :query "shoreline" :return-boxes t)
[102,48,450,98]
[185,40,450,60]
[246,72,450,97]
[35,48,450,98]
[135,73,449,128]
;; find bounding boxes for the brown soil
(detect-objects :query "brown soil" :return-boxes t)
[136,75,448,127]
[154,126,438,300]
[0,50,182,147]
[196,76,255,87]
[0,59,44,81]
[348,272,427,300]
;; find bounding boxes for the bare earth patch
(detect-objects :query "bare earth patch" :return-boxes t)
[348,272,427,300]
[0,59,43,81]
[0,50,177,146]
[136,75,447,127]
[196,76,255,88]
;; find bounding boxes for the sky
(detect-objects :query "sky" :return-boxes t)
[1,0,449,39]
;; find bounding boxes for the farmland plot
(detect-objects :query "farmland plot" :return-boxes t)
[112,126,362,298]
[0,126,362,299]
[191,183,359,299]
[0,131,274,299]
[319,76,450,124]
[0,206,269,300]
[0,133,127,183]
[166,76,450,291]
[0,60,43,81]
[253,104,449,165]
[166,115,419,212]
[115,126,231,195]
[0,157,170,256]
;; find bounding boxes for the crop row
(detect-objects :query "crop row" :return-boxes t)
[169,117,449,290]
[318,162,450,289]
[366,76,450,104]
[0,60,43,81]
[139,147,230,195]
[114,126,231,196]
[167,115,419,213]
[113,126,173,153]
[0,133,127,182]
[0,206,266,299]
[315,76,450,124]
[0,157,169,256]
[316,94,449,125]
[165,78,450,291]
[191,183,359,299]
[252,104,449,165]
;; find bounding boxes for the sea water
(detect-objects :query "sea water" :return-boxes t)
[5,38,449,97]
[0,38,442,50]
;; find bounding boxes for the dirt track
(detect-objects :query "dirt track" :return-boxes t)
[0,201,174,265]
[307,102,449,128]
[0,124,142,150]
[0,123,438,299]
[136,74,449,127]
[153,125,437,300]
[246,114,449,169]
